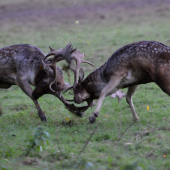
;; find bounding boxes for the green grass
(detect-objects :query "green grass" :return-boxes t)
[1,0,170,169]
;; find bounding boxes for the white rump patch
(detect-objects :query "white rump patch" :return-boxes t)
[110,90,126,102]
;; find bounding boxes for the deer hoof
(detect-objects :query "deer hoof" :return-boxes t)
[89,116,96,123]
[76,112,84,117]
[94,112,98,117]
[134,118,140,122]
[41,116,47,122]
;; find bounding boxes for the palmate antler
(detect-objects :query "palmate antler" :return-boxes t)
[45,43,94,88]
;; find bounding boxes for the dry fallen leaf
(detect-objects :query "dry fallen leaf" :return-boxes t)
[163,154,167,158]
[65,118,70,121]
[147,106,149,111]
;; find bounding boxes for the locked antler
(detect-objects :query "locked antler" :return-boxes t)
[45,43,94,88]
[42,44,94,116]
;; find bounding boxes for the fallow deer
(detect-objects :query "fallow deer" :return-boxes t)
[76,40,170,123]
[0,44,88,121]
[48,41,170,123]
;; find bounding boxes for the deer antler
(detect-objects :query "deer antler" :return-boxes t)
[45,43,94,88]
[43,47,64,93]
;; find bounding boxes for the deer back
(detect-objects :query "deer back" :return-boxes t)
[0,44,44,85]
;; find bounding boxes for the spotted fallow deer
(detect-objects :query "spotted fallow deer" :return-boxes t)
[50,40,170,123]
[0,44,89,121]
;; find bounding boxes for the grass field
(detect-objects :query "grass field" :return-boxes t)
[1,0,170,169]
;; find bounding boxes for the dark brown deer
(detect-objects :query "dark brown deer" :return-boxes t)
[58,41,170,123]
[0,44,88,121]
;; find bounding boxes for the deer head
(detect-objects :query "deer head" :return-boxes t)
[32,59,70,100]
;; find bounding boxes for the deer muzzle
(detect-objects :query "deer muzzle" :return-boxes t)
[74,95,84,104]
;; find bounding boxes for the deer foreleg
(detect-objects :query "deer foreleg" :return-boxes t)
[126,85,139,121]
[89,76,121,123]
[15,78,47,121]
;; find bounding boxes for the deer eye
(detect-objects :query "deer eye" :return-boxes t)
[42,80,47,86]
[74,84,78,90]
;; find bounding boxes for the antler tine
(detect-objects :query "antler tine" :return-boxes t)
[43,47,63,61]
[63,86,73,93]
[49,46,56,52]
[82,54,94,67]
[48,65,58,94]
[82,60,94,67]
[49,81,55,93]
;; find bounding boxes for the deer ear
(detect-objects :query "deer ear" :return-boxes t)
[78,67,84,83]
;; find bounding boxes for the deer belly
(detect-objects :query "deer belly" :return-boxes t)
[118,70,152,88]
[0,74,16,84]
[0,57,17,84]
[0,68,17,85]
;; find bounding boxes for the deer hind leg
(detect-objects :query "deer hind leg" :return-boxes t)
[0,82,12,116]
[89,76,122,123]
[126,85,139,121]
[15,78,47,121]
